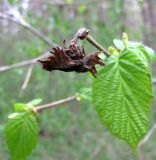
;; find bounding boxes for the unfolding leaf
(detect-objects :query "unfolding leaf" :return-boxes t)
[14,103,27,111]
[27,99,42,106]
[78,87,92,102]
[113,39,156,63]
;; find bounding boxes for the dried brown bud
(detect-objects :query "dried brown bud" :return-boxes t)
[38,40,104,77]
[77,28,90,40]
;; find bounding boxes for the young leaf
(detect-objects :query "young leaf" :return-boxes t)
[27,99,42,106]
[14,103,28,111]
[8,112,21,119]
[77,88,92,102]
[113,39,139,50]
[92,48,153,152]
[113,39,156,63]
[5,112,38,160]
[137,45,156,63]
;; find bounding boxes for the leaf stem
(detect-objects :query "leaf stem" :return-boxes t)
[86,35,109,56]
[0,12,57,47]
[35,95,77,112]
[72,27,109,56]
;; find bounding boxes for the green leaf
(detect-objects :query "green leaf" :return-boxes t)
[5,112,38,160]
[113,39,139,50]
[113,39,125,50]
[92,47,153,152]
[113,39,156,63]
[138,45,156,63]
[77,88,92,102]
[14,103,28,111]
[8,112,21,119]
[27,99,42,106]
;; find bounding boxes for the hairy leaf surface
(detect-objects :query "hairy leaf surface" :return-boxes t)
[5,112,38,160]
[92,48,153,151]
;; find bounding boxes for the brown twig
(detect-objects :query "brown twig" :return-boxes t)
[153,79,156,84]
[139,124,156,147]
[19,64,35,97]
[0,58,35,72]
[0,12,57,47]
[72,27,109,56]
[0,11,58,73]
[0,52,49,72]
[35,95,77,112]
[0,27,110,72]
[86,35,109,56]
[0,11,56,73]
[138,124,156,160]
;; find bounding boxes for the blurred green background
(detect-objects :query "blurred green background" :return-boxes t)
[0,0,156,159]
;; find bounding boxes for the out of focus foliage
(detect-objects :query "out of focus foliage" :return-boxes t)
[0,0,156,159]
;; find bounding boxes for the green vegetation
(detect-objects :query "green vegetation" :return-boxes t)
[1,0,156,160]
[93,41,153,152]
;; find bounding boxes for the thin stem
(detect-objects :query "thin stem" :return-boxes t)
[139,124,156,147]
[19,64,35,97]
[153,78,156,84]
[35,95,77,112]
[0,58,36,72]
[0,52,49,72]
[138,124,156,160]
[24,23,57,47]
[72,27,109,56]
[0,12,58,72]
[86,35,109,56]
[0,12,57,47]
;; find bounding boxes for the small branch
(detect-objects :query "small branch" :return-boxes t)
[0,12,57,47]
[35,95,77,112]
[0,27,110,72]
[86,35,109,56]
[72,27,109,56]
[0,58,35,72]
[153,79,156,84]
[0,12,58,72]
[138,124,156,147]
[138,124,156,160]
[0,52,49,72]
[19,64,35,97]
[24,22,57,47]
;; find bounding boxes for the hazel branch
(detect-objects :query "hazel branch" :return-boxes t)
[71,28,109,56]
[0,58,35,72]
[138,124,156,159]
[153,79,156,85]
[35,95,77,112]
[0,52,49,72]
[0,12,57,47]
[19,64,35,97]
[86,35,109,56]
[139,124,156,147]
